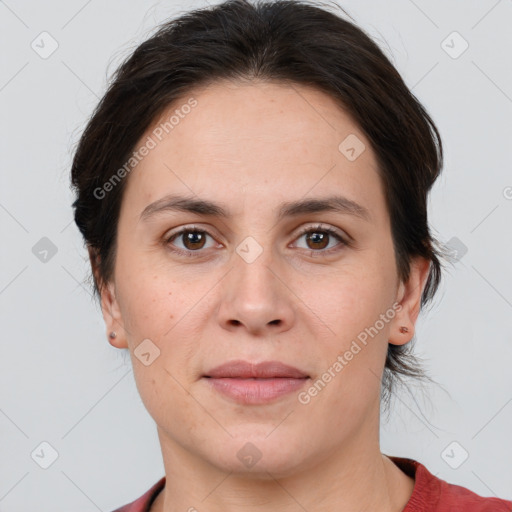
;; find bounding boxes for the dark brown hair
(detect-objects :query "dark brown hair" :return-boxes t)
[70,0,445,408]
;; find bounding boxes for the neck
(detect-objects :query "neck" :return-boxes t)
[151,424,414,512]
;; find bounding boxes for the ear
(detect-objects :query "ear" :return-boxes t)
[388,256,431,346]
[88,247,128,349]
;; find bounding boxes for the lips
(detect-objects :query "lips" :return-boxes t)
[204,360,309,379]
[203,360,310,404]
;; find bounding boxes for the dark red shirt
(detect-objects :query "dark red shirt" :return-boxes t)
[112,456,512,511]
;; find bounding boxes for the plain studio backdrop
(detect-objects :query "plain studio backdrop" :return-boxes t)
[1,0,511,510]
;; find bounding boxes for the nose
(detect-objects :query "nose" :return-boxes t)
[216,245,296,336]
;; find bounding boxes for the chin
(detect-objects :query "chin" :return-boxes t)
[203,433,313,479]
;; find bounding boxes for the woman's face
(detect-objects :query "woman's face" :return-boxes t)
[99,80,428,477]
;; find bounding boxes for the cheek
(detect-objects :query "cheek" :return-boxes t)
[116,249,181,334]
[312,262,395,340]
[115,257,202,362]
[131,363,208,445]
[303,257,396,401]
[119,275,203,427]
[303,283,390,431]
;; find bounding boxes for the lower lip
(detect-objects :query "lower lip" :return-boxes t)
[204,377,309,404]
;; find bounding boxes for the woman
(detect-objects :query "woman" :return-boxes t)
[70,0,512,510]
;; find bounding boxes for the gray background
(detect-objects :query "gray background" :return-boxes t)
[1,0,511,509]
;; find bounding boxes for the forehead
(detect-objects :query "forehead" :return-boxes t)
[159,79,366,156]
[121,80,385,222]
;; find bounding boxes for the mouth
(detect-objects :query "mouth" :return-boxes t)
[204,360,309,379]
[203,360,310,404]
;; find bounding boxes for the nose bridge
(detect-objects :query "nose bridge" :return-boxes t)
[232,235,279,303]
[217,234,295,333]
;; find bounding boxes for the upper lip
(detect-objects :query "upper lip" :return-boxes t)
[204,360,309,379]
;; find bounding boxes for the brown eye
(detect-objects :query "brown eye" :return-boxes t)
[166,228,216,255]
[180,230,207,250]
[304,231,329,250]
[293,224,347,254]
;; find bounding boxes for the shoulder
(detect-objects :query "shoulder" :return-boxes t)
[110,476,166,512]
[433,475,512,511]
[389,456,512,512]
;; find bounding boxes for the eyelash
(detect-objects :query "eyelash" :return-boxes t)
[164,224,349,258]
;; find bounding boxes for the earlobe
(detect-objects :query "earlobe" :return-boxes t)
[389,257,431,346]
[390,323,415,347]
[107,330,127,349]
[89,247,128,349]
[100,280,129,349]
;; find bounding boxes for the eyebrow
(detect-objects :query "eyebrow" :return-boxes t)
[139,194,371,223]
